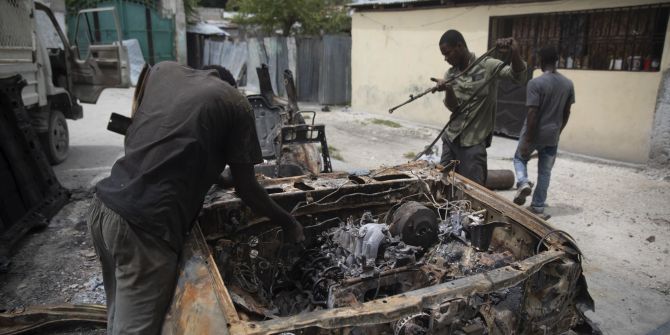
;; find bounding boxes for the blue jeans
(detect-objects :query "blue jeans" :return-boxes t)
[513,144,558,212]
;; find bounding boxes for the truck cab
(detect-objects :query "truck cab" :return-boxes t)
[0,0,129,164]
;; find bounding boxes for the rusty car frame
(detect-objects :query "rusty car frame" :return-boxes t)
[159,161,599,335]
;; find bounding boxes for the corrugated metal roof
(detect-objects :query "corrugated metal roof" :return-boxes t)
[187,22,230,36]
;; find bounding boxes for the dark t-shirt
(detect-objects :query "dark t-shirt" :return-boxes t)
[521,71,575,146]
[96,61,262,251]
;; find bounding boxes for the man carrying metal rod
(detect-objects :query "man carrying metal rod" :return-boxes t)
[431,30,527,185]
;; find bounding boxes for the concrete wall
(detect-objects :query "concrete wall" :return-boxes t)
[351,0,670,163]
[650,70,670,166]
[160,0,187,64]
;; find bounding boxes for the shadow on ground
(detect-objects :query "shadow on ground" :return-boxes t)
[545,203,584,218]
[53,145,123,189]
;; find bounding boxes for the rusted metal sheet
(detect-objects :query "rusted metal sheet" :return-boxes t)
[162,224,237,335]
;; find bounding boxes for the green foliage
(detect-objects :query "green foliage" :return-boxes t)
[200,0,228,7]
[183,0,201,23]
[227,0,350,36]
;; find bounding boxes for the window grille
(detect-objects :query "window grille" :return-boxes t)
[489,4,670,71]
[0,0,34,50]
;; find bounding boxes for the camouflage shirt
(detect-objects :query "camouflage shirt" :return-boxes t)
[444,53,527,147]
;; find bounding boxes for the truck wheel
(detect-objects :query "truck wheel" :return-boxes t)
[40,110,69,165]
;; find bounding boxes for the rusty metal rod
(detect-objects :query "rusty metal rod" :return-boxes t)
[388,46,498,114]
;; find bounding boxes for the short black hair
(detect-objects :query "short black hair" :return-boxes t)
[538,45,559,66]
[202,65,237,87]
[439,30,467,49]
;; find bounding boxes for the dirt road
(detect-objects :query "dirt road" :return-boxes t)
[1,88,669,334]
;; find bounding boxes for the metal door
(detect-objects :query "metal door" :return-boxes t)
[67,0,175,65]
[69,6,129,103]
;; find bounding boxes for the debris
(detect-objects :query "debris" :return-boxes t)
[0,304,106,334]
[646,235,656,243]
[321,105,331,112]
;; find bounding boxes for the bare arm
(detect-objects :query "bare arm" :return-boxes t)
[509,42,525,74]
[444,86,459,113]
[524,106,539,143]
[495,38,527,83]
[430,77,459,113]
[229,163,304,242]
[560,104,571,133]
[519,106,538,159]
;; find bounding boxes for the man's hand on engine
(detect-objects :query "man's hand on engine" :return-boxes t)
[278,214,305,244]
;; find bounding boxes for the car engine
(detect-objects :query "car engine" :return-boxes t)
[212,199,521,332]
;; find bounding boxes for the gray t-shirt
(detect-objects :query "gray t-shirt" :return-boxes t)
[520,71,575,146]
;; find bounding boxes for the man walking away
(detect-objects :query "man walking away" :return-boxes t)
[432,30,527,185]
[513,45,575,220]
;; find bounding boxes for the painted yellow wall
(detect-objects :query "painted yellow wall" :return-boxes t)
[352,0,670,163]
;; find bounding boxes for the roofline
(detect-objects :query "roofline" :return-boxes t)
[349,0,558,11]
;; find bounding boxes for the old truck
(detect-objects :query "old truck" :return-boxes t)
[0,0,129,164]
[0,0,128,276]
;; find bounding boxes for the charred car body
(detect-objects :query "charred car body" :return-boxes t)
[244,65,332,178]
[160,162,599,335]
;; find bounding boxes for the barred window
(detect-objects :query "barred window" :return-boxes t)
[489,4,670,71]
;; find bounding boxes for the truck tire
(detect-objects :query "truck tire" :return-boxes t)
[40,110,69,165]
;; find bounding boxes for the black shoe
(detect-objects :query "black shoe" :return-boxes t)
[527,206,551,220]
[513,182,532,205]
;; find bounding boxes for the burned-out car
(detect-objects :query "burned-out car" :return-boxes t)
[161,162,599,335]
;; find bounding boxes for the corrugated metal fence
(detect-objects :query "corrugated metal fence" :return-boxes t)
[202,35,351,105]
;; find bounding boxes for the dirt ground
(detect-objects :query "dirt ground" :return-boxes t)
[1,88,669,335]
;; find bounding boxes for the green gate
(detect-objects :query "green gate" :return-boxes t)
[67,0,175,65]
